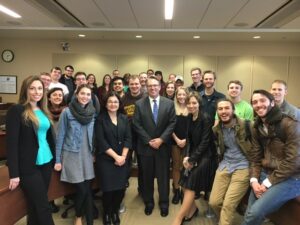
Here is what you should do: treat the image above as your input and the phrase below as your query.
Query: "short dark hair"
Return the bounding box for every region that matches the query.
[103,91,124,114]
[190,67,202,74]
[252,89,275,103]
[112,76,124,84]
[227,80,243,90]
[50,66,61,73]
[64,65,74,71]
[75,84,92,95]
[74,72,86,80]
[216,98,235,111]
[203,70,216,79]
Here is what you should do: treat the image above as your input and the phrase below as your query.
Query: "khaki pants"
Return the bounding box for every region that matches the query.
[209,168,249,225]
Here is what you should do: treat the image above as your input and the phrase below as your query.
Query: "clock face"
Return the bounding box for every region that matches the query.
[2,50,14,62]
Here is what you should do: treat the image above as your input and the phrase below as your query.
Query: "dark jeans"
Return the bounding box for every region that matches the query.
[20,162,54,225]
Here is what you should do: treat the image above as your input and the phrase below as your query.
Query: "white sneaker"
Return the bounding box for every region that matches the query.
[119,203,126,213]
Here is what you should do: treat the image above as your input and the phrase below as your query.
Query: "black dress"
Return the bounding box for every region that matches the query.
[95,112,132,192]
[179,113,217,193]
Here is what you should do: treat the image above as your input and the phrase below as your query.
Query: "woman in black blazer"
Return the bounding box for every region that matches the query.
[95,92,132,225]
[6,75,55,225]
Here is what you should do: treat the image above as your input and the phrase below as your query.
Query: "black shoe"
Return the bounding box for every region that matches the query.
[103,213,111,225]
[184,207,199,222]
[160,208,169,217]
[172,189,181,204]
[144,205,154,216]
[49,201,59,213]
[111,213,120,225]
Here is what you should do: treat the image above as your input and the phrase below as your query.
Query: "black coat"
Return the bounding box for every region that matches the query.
[6,104,55,178]
[95,111,132,191]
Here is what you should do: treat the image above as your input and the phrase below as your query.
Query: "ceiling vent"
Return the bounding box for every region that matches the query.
[25,0,85,27]
[256,0,300,28]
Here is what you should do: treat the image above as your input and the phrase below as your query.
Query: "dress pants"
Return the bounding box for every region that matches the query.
[20,162,54,225]
[139,150,170,209]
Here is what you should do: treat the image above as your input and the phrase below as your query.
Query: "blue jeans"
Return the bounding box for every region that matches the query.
[242,173,300,225]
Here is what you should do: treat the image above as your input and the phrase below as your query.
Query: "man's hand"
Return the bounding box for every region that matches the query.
[251,181,264,198]
[149,138,163,149]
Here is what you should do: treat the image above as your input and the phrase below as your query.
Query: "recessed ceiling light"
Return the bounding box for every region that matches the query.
[136,35,143,38]
[165,0,174,20]
[78,34,86,37]
[253,36,261,39]
[193,36,200,39]
[0,4,21,18]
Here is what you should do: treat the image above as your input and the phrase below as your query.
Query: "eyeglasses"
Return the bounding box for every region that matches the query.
[107,101,119,104]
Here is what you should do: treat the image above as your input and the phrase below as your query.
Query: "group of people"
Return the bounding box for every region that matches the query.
[6,64,300,225]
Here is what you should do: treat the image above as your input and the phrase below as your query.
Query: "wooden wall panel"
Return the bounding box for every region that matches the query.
[252,56,289,91]
[117,55,148,75]
[148,55,184,81]
[287,56,300,107]
[217,56,253,101]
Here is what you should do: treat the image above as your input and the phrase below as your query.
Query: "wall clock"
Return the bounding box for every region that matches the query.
[2,50,14,63]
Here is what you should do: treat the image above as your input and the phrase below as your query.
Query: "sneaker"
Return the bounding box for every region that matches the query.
[119,203,126,213]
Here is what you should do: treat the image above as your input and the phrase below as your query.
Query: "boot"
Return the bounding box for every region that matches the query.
[102,213,111,225]
[172,188,181,204]
[111,212,120,225]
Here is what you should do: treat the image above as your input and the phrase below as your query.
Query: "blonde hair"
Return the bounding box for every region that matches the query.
[174,87,189,116]
[19,75,51,127]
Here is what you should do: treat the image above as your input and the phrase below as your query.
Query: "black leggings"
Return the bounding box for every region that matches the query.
[74,180,93,225]
[102,189,125,215]
[20,162,54,225]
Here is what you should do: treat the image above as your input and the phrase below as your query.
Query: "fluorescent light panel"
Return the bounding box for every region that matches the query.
[165,0,174,20]
[0,4,21,18]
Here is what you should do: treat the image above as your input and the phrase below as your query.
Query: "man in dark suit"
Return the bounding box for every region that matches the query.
[133,76,176,217]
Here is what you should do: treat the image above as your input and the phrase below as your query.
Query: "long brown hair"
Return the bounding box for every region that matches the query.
[19,75,51,127]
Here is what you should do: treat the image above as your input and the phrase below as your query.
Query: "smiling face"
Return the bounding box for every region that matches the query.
[187,96,199,115]
[129,77,141,96]
[139,73,147,86]
[113,79,124,93]
[176,88,187,105]
[76,87,91,106]
[49,90,64,106]
[28,80,44,104]
[203,73,215,89]
[191,69,202,84]
[217,101,234,124]
[251,93,274,118]
[270,82,287,105]
[87,75,95,84]
[106,95,120,113]
[50,69,62,82]
[166,83,175,97]
[147,78,161,99]
[228,83,242,99]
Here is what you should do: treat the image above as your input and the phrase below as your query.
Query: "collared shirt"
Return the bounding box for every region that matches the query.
[149,96,160,113]
[218,125,249,173]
